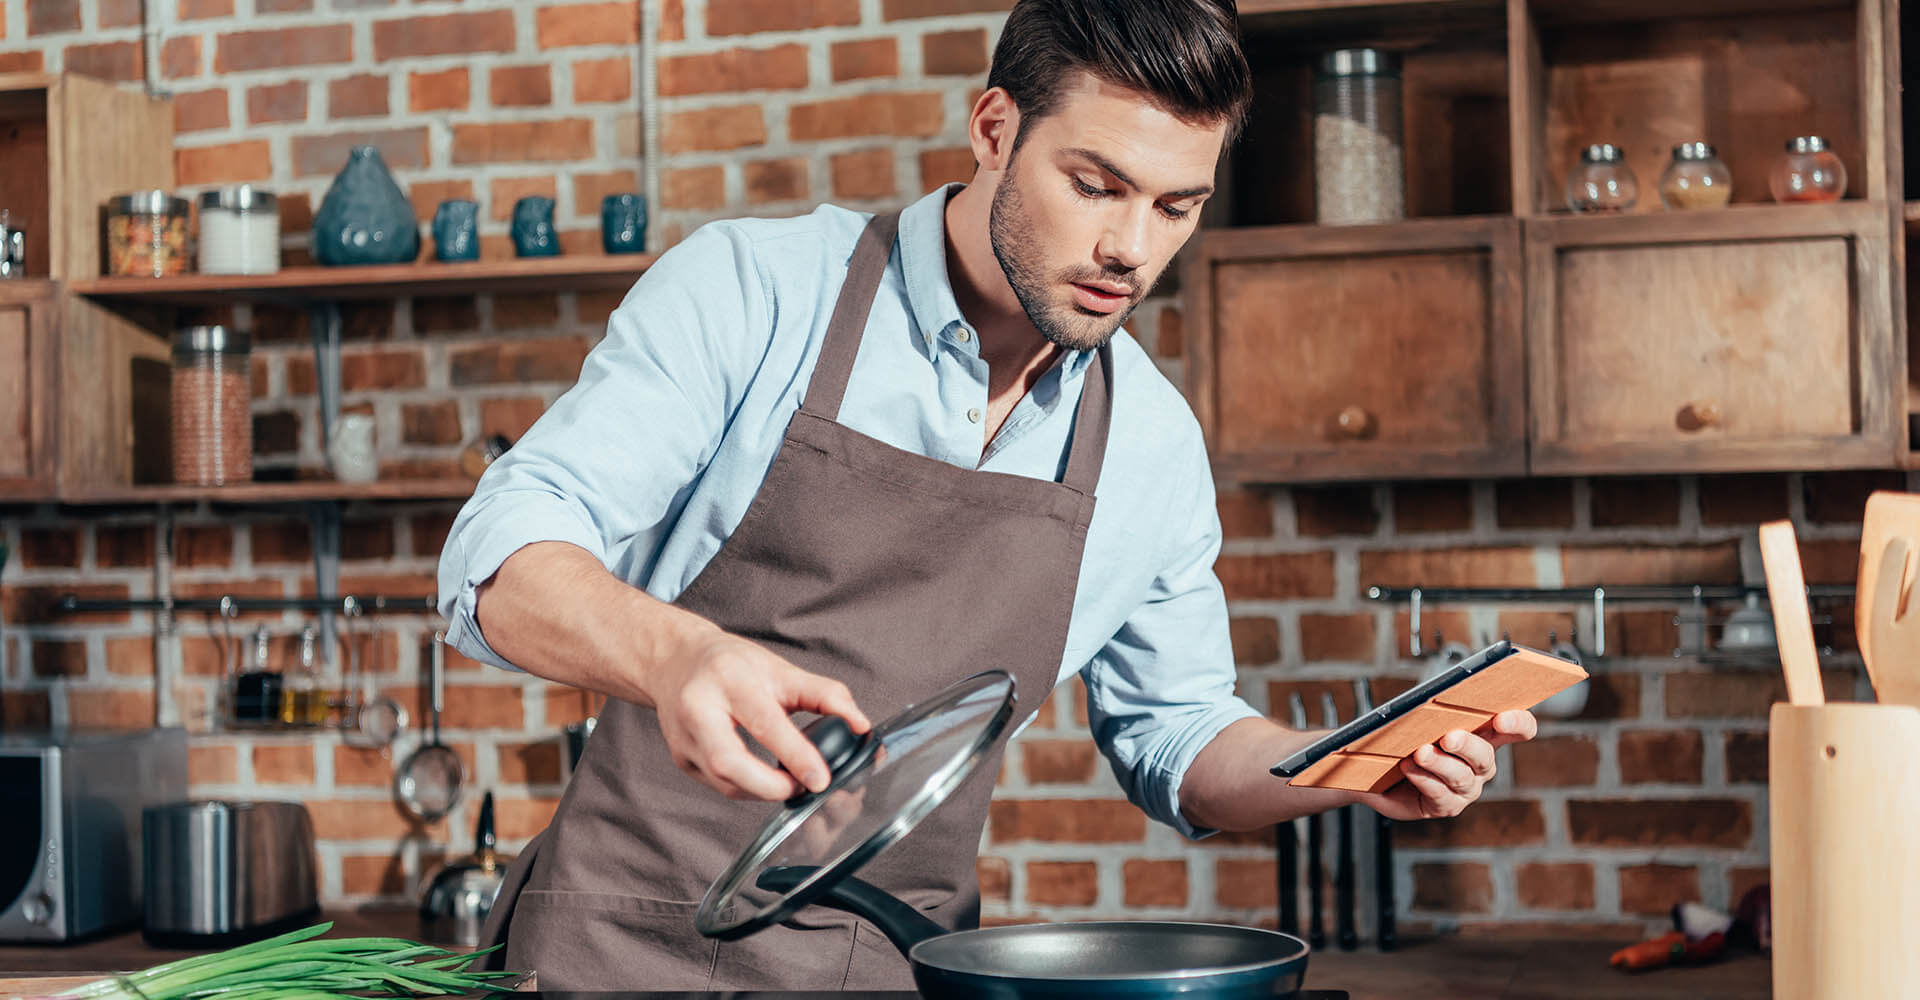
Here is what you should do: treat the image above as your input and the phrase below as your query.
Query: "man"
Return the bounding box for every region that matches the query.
[439,0,1536,989]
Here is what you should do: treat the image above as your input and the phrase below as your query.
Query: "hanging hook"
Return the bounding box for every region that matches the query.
[1409,588,1423,658]
[1592,587,1607,658]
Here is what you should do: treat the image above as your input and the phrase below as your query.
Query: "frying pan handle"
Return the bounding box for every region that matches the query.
[756,866,947,957]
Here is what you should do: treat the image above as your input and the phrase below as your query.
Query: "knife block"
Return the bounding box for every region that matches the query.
[1769,702,1920,999]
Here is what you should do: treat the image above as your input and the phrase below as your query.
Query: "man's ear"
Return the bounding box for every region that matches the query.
[968,87,1021,173]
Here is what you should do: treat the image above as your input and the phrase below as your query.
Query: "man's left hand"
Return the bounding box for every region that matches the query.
[1359,710,1537,821]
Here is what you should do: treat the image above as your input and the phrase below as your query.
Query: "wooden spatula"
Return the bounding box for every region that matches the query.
[1759,520,1824,706]
[1869,535,1920,707]
[1857,490,1920,699]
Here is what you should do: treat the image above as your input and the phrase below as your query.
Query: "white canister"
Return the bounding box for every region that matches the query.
[327,413,378,484]
[197,186,280,275]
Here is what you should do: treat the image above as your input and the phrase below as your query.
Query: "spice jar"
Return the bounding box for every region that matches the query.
[106,191,192,277]
[1771,135,1847,203]
[171,326,252,486]
[1659,142,1733,210]
[1564,143,1638,213]
[1313,48,1404,225]
[198,186,280,275]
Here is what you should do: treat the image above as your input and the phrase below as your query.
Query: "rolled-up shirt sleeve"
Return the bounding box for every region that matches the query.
[437,222,770,670]
[1082,442,1261,839]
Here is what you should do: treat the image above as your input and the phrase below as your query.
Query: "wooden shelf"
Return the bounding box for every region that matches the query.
[1238,0,1503,37]
[1525,200,1884,244]
[1530,0,1851,25]
[69,254,656,306]
[56,477,477,505]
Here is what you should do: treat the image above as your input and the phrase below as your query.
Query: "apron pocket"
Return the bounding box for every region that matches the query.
[507,889,715,991]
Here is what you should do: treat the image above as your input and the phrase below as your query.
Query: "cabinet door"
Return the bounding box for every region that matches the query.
[0,285,55,496]
[1525,204,1898,475]
[1183,217,1525,483]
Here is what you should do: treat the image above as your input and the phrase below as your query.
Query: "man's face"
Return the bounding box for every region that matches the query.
[988,73,1225,352]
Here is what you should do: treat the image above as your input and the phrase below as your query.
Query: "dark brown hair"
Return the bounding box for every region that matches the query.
[987,0,1252,148]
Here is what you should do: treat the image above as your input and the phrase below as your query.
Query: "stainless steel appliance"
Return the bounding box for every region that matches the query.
[142,800,319,946]
[0,728,188,942]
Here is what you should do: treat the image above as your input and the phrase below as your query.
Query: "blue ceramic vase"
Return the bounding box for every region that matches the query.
[312,146,419,266]
[432,199,480,262]
[511,196,560,257]
[601,194,647,254]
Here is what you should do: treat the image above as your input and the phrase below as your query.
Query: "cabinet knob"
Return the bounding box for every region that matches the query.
[1676,401,1723,432]
[1332,405,1377,440]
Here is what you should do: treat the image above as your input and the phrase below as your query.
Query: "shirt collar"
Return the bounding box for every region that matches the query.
[895,183,1095,379]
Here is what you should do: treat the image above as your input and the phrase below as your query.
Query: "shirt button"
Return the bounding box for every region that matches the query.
[966,407,982,424]
[955,326,973,343]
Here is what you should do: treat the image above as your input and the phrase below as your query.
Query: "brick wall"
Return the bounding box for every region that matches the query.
[0,0,1900,935]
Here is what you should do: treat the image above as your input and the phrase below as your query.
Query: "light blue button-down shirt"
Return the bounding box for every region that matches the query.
[438,184,1260,837]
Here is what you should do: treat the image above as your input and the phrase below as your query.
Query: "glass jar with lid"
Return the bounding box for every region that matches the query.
[1565,144,1638,213]
[1313,48,1404,224]
[1771,135,1847,203]
[171,326,252,486]
[106,190,192,277]
[1659,142,1733,210]
[198,185,280,275]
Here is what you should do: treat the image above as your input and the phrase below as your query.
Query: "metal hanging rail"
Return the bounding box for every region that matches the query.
[56,594,439,614]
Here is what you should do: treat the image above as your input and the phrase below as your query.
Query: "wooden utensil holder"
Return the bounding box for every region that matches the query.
[1769,702,1920,998]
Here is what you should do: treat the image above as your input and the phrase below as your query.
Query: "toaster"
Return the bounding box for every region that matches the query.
[142,800,320,946]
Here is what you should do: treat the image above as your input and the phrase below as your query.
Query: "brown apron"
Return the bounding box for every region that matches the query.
[478,211,1113,991]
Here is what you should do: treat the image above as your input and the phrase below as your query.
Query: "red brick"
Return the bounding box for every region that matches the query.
[537,1,638,47]
[341,855,406,897]
[27,0,80,34]
[373,11,513,60]
[412,296,479,333]
[490,65,551,107]
[659,44,807,97]
[707,0,857,35]
[1665,669,1849,719]
[328,74,388,119]
[1021,740,1096,784]
[245,81,306,125]
[1796,537,1859,586]
[1560,541,1742,586]
[342,518,395,561]
[188,744,238,784]
[452,120,595,164]
[740,157,805,205]
[1724,731,1768,784]
[919,146,976,190]
[293,128,428,178]
[1731,866,1770,907]
[398,401,461,446]
[256,0,311,13]
[340,348,425,391]
[830,148,895,201]
[1,692,51,729]
[1294,485,1380,536]
[1123,859,1187,907]
[175,523,234,567]
[495,293,561,328]
[1212,490,1273,540]
[1568,799,1752,848]
[789,93,943,142]
[32,639,88,678]
[104,636,154,676]
[3,583,132,625]
[480,397,547,441]
[1393,800,1546,848]
[96,0,137,22]
[989,799,1144,843]
[1229,616,1279,665]
[499,741,563,785]
[333,746,393,787]
[1267,679,1365,724]
[409,68,469,112]
[64,40,141,80]
[572,56,631,104]
[488,175,558,221]
[1493,609,1578,651]
[1590,477,1683,528]
[564,170,634,219]
[252,745,315,784]
[882,0,1012,17]
[18,526,80,568]
[493,796,562,840]
[179,0,230,18]
[1571,672,1638,720]
[411,511,457,558]
[543,685,601,727]
[215,26,351,72]
[923,28,988,75]
[1517,862,1593,911]
[1412,862,1493,913]
[831,37,898,82]
[1804,470,1906,524]
[309,799,448,841]
[1602,608,1679,657]
[1618,729,1703,784]
[177,140,273,185]
[161,36,200,77]
[661,105,765,154]
[1619,864,1699,915]
[1215,551,1335,600]
[68,689,154,728]
[450,339,589,386]
[171,88,227,133]
[251,519,312,564]
[978,857,1010,903]
[1214,858,1276,909]
[662,165,726,211]
[1392,482,1474,533]
[1026,861,1096,906]
[1699,474,1791,525]
[1299,613,1375,662]
[1495,478,1573,529]
[1509,735,1598,788]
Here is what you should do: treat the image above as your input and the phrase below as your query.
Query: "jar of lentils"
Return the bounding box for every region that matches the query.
[171,326,252,485]
[1313,47,1405,224]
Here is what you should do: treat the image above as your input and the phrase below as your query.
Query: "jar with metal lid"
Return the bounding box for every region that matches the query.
[106,190,192,277]
[1659,142,1732,210]
[1313,48,1404,224]
[1565,143,1638,213]
[198,186,280,275]
[171,326,252,486]
[1771,135,1847,204]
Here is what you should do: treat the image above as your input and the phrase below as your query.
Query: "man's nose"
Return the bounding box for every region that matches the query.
[1098,203,1152,271]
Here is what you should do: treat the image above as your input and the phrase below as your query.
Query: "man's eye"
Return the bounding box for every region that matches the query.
[1072,178,1110,198]
[1160,203,1192,220]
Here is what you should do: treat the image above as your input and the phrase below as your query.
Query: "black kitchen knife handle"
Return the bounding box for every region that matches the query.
[1376,814,1396,952]
[1336,804,1356,951]
[1278,820,1299,937]
[1307,812,1324,949]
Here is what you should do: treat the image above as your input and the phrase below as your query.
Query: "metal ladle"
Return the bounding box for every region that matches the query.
[342,597,410,750]
[395,631,464,823]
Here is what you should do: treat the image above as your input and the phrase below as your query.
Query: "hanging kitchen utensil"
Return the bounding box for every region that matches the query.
[341,597,408,750]
[1759,521,1824,706]
[395,632,464,823]
[1858,490,1920,698]
[419,790,512,947]
[1322,693,1356,952]
[697,670,1313,999]
[1869,536,1920,707]
[1354,680,1394,953]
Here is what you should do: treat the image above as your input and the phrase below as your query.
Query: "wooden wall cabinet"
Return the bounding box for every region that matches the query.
[0,281,58,495]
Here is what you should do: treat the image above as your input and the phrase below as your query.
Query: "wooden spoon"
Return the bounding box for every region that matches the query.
[1869,536,1920,707]
[1759,520,1824,706]
[1857,491,1920,699]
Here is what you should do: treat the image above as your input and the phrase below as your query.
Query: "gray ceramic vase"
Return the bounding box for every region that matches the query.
[312,146,420,266]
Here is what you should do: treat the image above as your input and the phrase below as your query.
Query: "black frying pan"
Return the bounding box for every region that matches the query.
[758,867,1310,998]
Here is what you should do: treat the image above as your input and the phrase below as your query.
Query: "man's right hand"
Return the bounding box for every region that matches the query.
[645,625,872,801]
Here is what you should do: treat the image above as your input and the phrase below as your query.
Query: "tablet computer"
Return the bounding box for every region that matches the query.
[1270,640,1587,794]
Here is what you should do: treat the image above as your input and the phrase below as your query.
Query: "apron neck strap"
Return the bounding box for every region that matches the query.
[802,211,900,421]
[1061,342,1112,495]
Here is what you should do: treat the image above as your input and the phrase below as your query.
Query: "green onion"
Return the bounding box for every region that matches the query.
[43,923,524,1000]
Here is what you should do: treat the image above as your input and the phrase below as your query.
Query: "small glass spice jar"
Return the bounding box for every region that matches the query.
[198,186,280,275]
[1565,144,1638,213]
[1659,142,1733,210]
[1771,135,1847,204]
[1313,48,1405,225]
[106,190,192,277]
[170,326,252,486]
